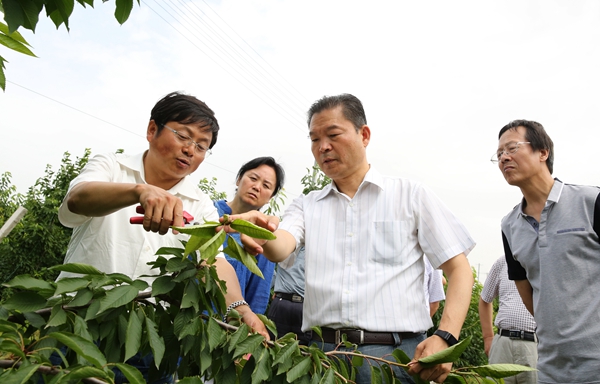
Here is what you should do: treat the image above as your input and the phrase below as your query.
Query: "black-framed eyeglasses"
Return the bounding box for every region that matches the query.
[491,141,530,163]
[163,125,212,157]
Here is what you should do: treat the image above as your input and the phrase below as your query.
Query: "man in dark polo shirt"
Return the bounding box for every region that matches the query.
[494,119,600,383]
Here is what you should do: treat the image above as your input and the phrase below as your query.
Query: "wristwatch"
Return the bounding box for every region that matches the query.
[433,329,458,347]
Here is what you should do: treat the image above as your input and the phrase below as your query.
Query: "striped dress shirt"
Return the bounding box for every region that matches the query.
[280,167,475,332]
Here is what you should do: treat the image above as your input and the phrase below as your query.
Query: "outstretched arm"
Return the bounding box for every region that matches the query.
[64,181,185,233]
[222,210,297,262]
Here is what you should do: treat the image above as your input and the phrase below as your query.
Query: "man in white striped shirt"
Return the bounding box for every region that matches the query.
[229,94,475,383]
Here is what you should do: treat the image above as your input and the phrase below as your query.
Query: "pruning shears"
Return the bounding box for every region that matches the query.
[129,205,194,225]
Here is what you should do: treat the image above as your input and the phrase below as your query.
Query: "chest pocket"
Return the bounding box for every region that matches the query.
[370,221,410,265]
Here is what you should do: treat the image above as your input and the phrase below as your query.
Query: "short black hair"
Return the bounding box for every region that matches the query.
[150,91,220,149]
[236,157,285,197]
[307,93,367,132]
[499,119,554,174]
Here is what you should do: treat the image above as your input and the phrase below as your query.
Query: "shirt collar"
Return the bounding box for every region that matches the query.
[117,151,201,201]
[547,178,564,203]
[518,177,564,217]
[314,166,383,201]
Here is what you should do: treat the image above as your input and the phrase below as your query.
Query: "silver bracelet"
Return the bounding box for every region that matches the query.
[223,300,248,321]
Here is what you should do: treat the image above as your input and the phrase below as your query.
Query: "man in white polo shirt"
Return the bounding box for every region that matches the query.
[58,91,266,383]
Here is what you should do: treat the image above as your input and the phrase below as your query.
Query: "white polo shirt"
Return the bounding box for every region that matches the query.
[58,152,218,283]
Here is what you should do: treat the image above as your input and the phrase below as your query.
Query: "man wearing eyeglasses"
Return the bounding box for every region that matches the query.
[57,91,267,383]
[495,119,600,383]
[226,93,476,384]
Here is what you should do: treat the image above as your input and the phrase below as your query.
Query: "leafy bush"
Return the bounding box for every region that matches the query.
[0,220,532,383]
[0,150,91,301]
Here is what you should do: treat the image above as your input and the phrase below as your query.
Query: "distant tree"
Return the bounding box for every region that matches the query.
[0,149,90,301]
[300,162,331,194]
[198,177,227,202]
[0,0,139,90]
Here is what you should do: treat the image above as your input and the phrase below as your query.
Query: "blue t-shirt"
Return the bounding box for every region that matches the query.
[214,199,275,314]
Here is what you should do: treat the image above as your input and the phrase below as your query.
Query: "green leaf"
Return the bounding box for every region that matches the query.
[49,331,107,368]
[23,311,46,328]
[173,308,194,335]
[0,57,5,91]
[273,340,299,364]
[223,236,264,279]
[45,0,75,30]
[392,348,412,364]
[50,263,104,275]
[320,367,335,384]
[115,363,146,384]
[2,0,43,33]
[165,257,191,272]
[172,222,219,237]
[155,247,185,257]
[0,339,26,359]
[115,0,134,24]
[286,356,312,382]
[172,266,199,283]
[233,334,265,359]
[418,336,472,367]
[66,288,94,307]
[179,316,202,339]
[230,219,277,240]
[124,308,143,361]
[97,285,140,314]
[63,366,112,382]
[3,275,52,291]
[131,279,149,291]
[2,363,41,382]
[252,346,271,384]
[106,272,134,285]
[197,229,226,263]
[152,275,176,296]
[2,291,47,312]
[381,364,394,384]
[0,22,30,45]
[181,280,200,310]
[145,316,165,368]
[73,315,93,341]
[228,323,250,353]
[470,364,537,378]
[46,305,68,327]
[351,354,364,368]
[207,317,224,351]
[54,276,90,295]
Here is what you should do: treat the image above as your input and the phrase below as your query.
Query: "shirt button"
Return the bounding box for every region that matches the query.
[348,233,354,237]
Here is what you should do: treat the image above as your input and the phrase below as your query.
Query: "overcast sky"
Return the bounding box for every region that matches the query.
[1,0,599,278]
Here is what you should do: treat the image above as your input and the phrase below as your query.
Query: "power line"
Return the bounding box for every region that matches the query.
[144,0,308,134]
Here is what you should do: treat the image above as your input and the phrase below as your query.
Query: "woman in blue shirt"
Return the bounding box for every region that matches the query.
[214,157,285,314]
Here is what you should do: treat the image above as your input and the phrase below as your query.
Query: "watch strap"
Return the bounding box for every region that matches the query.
[433,329,458,347]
